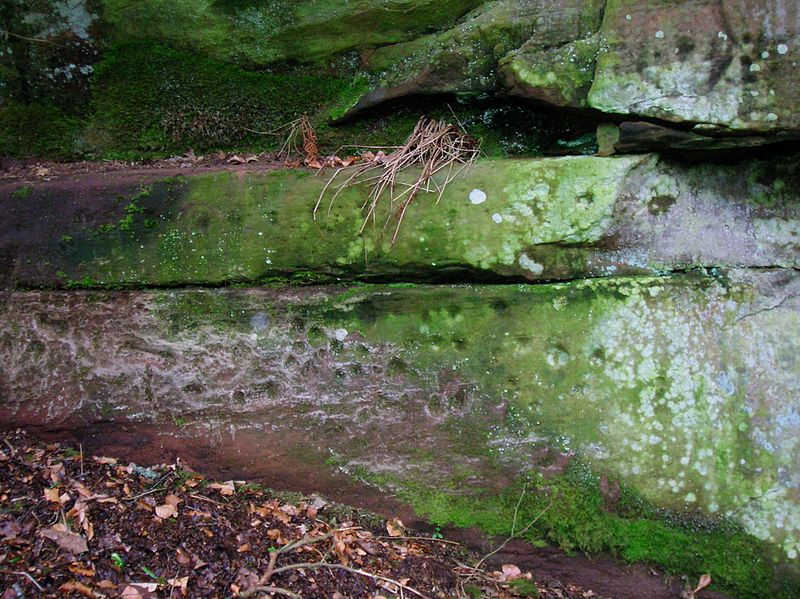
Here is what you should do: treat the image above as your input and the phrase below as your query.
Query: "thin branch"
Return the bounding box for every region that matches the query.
[0,29,56,44]
[0,570,44,591]
[269,563,430,599]
[376,535,463,546]
[461,486,552,590]
[244,586,300,599]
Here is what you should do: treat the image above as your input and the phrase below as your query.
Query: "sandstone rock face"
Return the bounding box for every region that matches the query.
[1,271,799,563]
[5,0,799,158]
[500,0,800,135]
[99,0,484,65]
[3,156,798,287]
[355,0,605,112]
[588,0,800,132]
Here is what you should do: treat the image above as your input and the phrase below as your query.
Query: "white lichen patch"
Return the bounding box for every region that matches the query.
[469,189,487,205]
[518,253,544,275]
[560,278,800,559]
[461,156,643,271]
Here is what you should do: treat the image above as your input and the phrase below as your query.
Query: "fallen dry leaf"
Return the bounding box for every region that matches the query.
[168,576,189,596]
[40,527,89,554]
[208,482,235,495]
[121,583,158,598]
[155,503,179,519]
[501,564,523,581]
[43,487,62,503]
[386,518,404,537]
[694,573,712,593]
[69,562,96,577]
[227,155,245,164]
[59,581,96,597]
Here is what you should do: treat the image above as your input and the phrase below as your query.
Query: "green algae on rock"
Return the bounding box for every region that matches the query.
[500,34,600,108]
[3,154,800,288]
[1,272,799,596]
[99,0,485,65]
[350,0,605,115]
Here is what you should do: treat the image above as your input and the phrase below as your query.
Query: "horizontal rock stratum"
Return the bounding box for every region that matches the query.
[2,155,799,287]
[1,270,799,594]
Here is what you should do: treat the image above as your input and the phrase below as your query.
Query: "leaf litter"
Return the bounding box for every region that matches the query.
[1,431,614,598]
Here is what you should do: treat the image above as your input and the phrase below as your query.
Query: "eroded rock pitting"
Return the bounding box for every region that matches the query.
[2,271,799,568]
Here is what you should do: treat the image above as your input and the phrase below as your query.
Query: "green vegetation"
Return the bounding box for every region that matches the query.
[508,578,541,598]
[11,185,34,199]
[1,43,597,160]
[397,466,788,599]
[87,42,368,157]
[0,103,81,159]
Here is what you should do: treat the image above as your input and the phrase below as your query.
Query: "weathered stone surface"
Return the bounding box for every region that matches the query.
[1,271,799,563]
[349,0,605,114]
[500,34,600,108]
[603,121,790,154]
[588,0,800,132]
[2,156,799,287]
[99,0,484,65]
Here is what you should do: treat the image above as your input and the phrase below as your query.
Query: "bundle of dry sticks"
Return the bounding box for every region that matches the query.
[315,117,481,243]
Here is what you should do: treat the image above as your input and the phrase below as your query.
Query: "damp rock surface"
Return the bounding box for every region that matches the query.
[1,271,799,573]
[2,154,799,288]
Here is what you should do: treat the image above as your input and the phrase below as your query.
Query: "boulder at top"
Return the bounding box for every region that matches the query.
[352,0,605,114]
[587,0,800,132]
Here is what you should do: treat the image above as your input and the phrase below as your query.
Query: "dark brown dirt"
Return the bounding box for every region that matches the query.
[0,430,619,599]
[0,154,283,185]
[3,424,731,599]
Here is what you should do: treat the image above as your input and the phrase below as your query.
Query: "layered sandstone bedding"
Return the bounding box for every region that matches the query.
[2,2,800,598]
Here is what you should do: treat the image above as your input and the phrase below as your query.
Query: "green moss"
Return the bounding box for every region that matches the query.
[11,185,34,199]
[501,35,600,108]
[33,157,642,287]
[507,578,541,597]
[87,41,365,156]
[0,103,81,158]
[399,468,784,598]
[100,0,484,66]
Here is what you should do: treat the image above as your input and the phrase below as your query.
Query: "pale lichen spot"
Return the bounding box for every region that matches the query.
[655,30,664,39]
[767,113,778,121]
[532,182,550,197]
[750,63,761,72]
[491,213,503,224]
[469,189,487,205]
[333,328,348,341]
[717,31,728,40]
[518,253,544,275]
[777,44,788,55]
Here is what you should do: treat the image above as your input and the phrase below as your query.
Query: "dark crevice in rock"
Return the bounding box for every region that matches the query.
[9,265,799,294]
